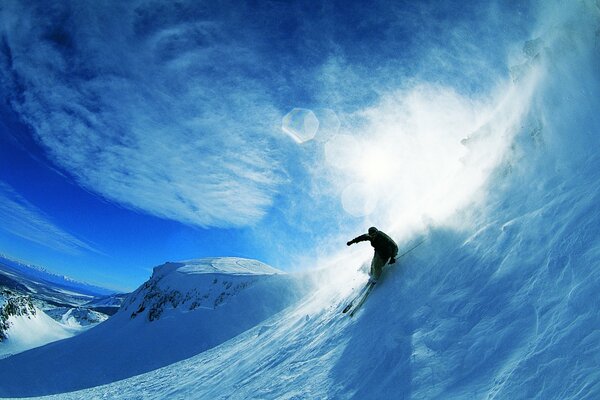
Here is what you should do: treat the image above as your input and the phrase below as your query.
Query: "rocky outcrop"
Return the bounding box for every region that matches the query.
[125,266,257,322]
[0,289,36,341]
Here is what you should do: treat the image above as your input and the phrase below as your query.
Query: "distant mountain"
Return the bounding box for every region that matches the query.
[84,293,130,316]
[0,255,126,358]
[0,254,115,299]
[0,257,312,397]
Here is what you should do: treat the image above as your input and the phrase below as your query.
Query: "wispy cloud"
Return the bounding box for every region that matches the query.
[0,1,287,228]
[0,0,540,240]
[0,182,101,255]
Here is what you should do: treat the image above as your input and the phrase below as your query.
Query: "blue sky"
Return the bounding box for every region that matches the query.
[0,1,534,291]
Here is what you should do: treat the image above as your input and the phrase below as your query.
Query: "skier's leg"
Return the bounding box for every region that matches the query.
[369,252,389,283]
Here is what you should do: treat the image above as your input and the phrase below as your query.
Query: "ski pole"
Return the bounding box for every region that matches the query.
[396,238,426,260]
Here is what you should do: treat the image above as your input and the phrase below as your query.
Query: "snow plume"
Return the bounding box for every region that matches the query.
[521,0,600,172]
[0,1,282,228]
[299,0,600,341]
[321,77,539,237]
[305,69,542,266]
[309,0,600,306]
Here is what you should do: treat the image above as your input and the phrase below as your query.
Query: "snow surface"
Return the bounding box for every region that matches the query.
[163,257,283,276]
[0,306,82,359]
[0,257,311,397]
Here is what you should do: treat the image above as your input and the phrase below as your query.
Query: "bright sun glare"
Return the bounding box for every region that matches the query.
[356,146,397,185]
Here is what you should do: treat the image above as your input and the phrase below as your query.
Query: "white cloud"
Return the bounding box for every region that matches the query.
[0,1,283,228]
[0,182,101,255]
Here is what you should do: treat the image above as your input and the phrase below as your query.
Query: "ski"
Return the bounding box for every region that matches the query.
[348,282,376,317]
[344,282,375,317]
[342,283,372,314]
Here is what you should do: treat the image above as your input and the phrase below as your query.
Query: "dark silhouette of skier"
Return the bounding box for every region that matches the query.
[347,226,398,284]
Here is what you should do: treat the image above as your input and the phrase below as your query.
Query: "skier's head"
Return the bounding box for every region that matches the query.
[368,226,378,236]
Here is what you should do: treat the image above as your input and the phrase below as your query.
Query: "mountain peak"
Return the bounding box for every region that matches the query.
[125,257,288,322]
[153,257,283,279]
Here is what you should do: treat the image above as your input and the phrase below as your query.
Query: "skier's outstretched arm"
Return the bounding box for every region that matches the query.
[347,234,370,246]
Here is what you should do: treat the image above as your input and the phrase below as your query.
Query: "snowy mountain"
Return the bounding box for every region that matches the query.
[83,293,129,316]
[0,289,36,342]
[0,289,86,359]
[0,257,123,358]
[123,257,286,321]
[0,257,312,397]
[44,306,109,327]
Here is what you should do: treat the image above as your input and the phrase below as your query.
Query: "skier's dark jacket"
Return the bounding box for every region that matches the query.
[349,230,398,260]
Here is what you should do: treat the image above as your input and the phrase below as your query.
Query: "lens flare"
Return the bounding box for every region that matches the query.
[282,108,319,143]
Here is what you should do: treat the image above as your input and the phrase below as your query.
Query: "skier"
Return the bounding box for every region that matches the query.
[347,226,398,284]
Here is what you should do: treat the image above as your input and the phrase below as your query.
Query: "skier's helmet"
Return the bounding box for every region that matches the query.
[368,227,378,235]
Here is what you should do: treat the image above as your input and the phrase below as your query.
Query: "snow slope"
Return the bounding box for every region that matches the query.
[0,305,83,359]
[0,259,120,358]
[0,257,311,397]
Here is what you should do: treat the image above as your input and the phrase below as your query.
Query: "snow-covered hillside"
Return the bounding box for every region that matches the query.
[0,257,312,397]
[0,290,35,343]
[0,289,104,359]
[0,291,85,359]
[0,257,122,358]
[123,257,286,321]
[44,307,109,328]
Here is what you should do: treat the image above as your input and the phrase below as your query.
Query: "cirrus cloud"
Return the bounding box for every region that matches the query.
[0,1,284,228]
[0,182,101,255]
